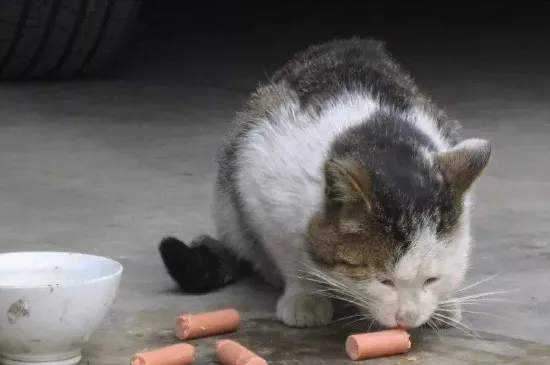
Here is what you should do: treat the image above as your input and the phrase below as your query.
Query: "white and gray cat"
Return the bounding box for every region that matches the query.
[159,38,491,329]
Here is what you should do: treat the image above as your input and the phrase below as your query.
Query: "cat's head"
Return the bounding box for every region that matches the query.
[306,138,491,328]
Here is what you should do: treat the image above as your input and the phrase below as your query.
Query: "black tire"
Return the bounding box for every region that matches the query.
[0,0,142,80]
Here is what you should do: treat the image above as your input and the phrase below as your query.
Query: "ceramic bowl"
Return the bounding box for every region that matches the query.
[0,251,123,365]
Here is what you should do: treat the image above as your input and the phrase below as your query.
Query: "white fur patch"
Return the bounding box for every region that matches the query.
[371,222,473,327]
[237,92,380,239]
[395,223,471,290]
[406,107,450,151]
[394,225,441,283]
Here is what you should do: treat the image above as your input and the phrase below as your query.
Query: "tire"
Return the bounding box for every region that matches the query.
[0,0,142,80]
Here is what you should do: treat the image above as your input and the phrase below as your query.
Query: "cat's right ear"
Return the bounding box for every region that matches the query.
[436,138,491,194]
[324,158,374,229]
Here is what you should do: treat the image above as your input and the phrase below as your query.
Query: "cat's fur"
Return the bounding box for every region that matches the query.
[159,38,491,329]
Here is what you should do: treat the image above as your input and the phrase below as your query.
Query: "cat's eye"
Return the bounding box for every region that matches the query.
[380,279,395,287]
[424,277,439,285]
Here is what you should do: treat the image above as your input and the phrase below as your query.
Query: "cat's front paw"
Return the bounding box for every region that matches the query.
[276,291,334,328]
[430,300,462,329]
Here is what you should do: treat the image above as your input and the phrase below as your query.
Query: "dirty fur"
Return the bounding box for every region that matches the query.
[159,37,491,329]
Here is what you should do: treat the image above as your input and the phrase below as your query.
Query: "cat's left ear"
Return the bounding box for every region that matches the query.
[324,158,374,214]
[435,138,491,193]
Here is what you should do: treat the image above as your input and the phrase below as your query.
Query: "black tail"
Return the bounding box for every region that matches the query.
[158,235,253,294]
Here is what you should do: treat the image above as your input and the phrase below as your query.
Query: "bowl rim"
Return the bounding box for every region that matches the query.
[0,250,124,289]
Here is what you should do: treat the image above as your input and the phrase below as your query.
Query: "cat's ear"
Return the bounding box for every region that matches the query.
[324,158,373,216]
[436,138,491,193]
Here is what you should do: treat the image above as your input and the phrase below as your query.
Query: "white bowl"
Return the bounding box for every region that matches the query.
[0,251,123,365]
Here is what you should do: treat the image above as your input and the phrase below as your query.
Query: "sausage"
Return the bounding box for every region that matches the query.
[345,329,411,360]
[215,339,268,365]
[130,343,195,365]
[175,308,241,340]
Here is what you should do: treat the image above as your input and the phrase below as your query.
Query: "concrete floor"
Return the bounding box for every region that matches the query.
[1,26,550,364]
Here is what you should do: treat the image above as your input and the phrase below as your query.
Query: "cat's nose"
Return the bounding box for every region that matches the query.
[396,319,409,329]
[395,313,413,329]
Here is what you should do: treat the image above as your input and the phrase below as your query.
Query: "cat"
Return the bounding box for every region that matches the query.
[159,37,491,329]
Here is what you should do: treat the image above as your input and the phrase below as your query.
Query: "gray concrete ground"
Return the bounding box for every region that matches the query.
[1,31,550,364]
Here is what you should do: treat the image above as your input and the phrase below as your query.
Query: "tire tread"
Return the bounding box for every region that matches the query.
[0,0,141,79]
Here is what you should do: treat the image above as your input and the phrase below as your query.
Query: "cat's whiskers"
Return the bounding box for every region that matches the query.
[431,312,482,340]
[316,292,372,311]
[288,272,373,311]
[439,290,513,310]
[425,319,445,344]
[366,317,376,333]
[453,309,509,320]
[457,272,502,293]
[288,273,330,287]
[304,281,374,311]
[441,298,515,307]
[450,290,512,302]
[296,262,380,312]
[341,315,371,328]
[330,313,365,324]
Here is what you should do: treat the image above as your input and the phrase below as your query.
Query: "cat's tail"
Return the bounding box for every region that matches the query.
[158,235,253,294]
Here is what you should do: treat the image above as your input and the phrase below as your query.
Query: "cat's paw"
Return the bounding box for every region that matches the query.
[430,300,462,329]
[276,291,334,328]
